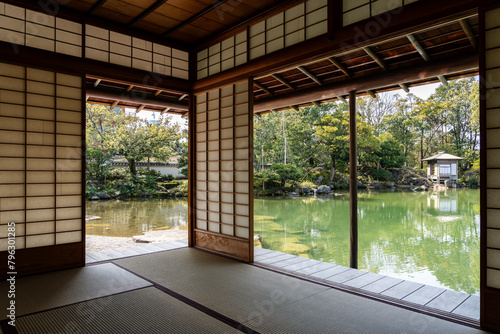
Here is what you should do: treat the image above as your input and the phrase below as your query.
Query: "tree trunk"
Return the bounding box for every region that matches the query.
[329,156,336,183]
[127,158,136,176]
[147,157,150,170]
[420,128,424,169]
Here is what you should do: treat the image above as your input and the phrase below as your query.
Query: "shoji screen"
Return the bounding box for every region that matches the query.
[193,80,253,262]
[483,5,500,331]
[0,61,84,277]
[342,0,419,26]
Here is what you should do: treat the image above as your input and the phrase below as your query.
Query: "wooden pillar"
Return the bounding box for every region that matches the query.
[349,90,358,269]
[480,3,500,332]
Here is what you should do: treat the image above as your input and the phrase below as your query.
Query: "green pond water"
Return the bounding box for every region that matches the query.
[86,189,480,295]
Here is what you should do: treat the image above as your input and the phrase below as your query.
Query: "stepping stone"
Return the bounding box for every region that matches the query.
[451,295,480,320]
[381,280,424,300]
[402,285,446,305]
[361,276,403,294]
[425,289,470,313]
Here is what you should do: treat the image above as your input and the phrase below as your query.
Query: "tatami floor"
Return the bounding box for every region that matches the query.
[0,245,491,334]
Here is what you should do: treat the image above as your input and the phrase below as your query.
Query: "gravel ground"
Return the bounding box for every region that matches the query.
[86,229,189,253]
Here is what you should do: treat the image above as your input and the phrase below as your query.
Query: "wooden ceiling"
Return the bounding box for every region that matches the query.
[64,0,281,46]
[253,15,479,113]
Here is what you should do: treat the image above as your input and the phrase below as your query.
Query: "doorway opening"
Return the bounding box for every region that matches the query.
[84,77,189,258]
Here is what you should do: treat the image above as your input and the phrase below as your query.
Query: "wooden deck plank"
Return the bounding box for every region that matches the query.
[86,251,113,262]
[325,269,368,284]
[100,249,128,259]
[271,256,311,268]
[425,289,470,313]
[282,259,324,271]
[85,254,98,264]
[342,272,385,289]
[311,265,350,280]
[113,247,143,256]
[361,276,403,293]
[402,285,446,305]
[294,262,337,275]
[451,295,480,320]
[257,253,297,265]
[137,244,165,252]
[254,247,274,255]
[381,281,424,299]
[255,251,287,261]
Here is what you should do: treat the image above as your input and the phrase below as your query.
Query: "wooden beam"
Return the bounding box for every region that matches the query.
[179,93,188,101]
[254,81,273,96]
[312,101,322,107]
[399,83,410,93]
[182,111,189,118]
[163,107,171,114]
[363,47,387,70]
[367,90,377,98]
[88,0,108,15]
[128,0,168,27]
[271,109,278,113]
[459,19,477,50]
[271,74,295,91]
[328,57,352,77]
[93,79,101,87]
[349,90,358,269]
[154,90,162,96]
[297,66,322,85]
[86,87,189,111]
[290,105,299,111]
[126,85,134,92]
[110,101,119,110]
[253,53,477,112]
[437,75,449,86]
[407,34,430,61]
[136,104,146,113]
[338,96,347,103]
[163,0,229,37]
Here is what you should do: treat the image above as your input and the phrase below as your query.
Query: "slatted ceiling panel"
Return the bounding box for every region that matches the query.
[485,6,500,291]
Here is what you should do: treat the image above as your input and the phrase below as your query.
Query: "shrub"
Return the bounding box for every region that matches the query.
[372,169,394,182]
[270,163,304,186]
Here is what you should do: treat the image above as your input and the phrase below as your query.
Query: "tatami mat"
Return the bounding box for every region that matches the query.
[115,248,330,322]
[0,263,151,320]
[16,287,243,334]
[115,248,489,334]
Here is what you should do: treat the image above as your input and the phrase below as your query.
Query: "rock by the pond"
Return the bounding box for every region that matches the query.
[301,187,310,194]
[96,193,111,199]
[85,215,101,221]
[90,195,100,200]
[316,185,332,194]
[132,229,188,243]
[287,192,299,197]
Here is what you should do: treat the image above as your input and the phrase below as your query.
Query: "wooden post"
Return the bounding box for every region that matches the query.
[349,90,358,269]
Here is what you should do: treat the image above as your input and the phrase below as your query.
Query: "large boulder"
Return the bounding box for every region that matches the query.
[316,185,332,194]
[96,193,111,200]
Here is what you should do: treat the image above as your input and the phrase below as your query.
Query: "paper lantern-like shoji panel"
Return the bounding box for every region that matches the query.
[197,0,328,80]
[342,0,420,26]
[85,25,189,80]
[0,62,83,252]
[248,0,327,60]
[485,6,500,290]
[194,80,253,262]
[197,31,247,80]
[0,1,82,57]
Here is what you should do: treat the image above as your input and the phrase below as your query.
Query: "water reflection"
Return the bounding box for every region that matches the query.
[86,199,188,237]
[255,189,480,295]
